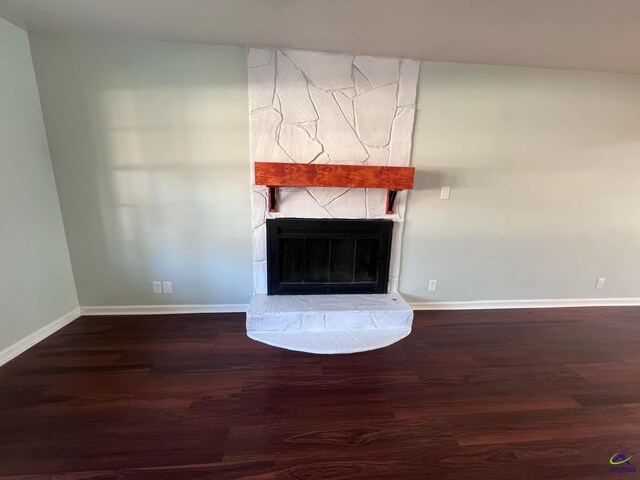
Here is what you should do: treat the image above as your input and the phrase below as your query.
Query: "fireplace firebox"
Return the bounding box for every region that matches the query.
[266,218,393,295]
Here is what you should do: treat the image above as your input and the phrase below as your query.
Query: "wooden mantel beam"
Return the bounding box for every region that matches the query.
[254,162,415,214]
[255,162,415,190]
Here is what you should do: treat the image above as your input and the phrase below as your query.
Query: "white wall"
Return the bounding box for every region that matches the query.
[0,19,78,355]
[29,34,253,307]
[402,61,640,303]
[24,32,640,308]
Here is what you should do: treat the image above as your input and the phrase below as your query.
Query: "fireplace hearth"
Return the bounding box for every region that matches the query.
[267,218,393,295]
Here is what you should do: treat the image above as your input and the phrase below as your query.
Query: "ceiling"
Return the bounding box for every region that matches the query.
[1,0,640,74]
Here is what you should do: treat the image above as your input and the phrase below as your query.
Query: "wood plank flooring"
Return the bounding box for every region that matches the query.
[0,307,639,479]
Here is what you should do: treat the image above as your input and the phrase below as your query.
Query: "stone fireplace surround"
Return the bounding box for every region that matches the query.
[246,46,418,353]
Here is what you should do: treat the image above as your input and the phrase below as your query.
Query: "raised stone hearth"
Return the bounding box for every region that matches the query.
[247,294,413,354]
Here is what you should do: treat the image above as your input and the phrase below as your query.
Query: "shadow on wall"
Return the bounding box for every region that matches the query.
[80,82,252,304]
[412,170,444,191]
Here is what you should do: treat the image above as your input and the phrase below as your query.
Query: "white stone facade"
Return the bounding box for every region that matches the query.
[248,47,420,294]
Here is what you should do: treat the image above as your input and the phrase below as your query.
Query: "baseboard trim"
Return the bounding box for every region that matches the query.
[80,298,640,316]
[80,304,249,315]
[410,297,640,310]
[0,307,82,367]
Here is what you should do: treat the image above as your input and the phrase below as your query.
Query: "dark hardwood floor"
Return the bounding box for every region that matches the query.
[1,307,639,479]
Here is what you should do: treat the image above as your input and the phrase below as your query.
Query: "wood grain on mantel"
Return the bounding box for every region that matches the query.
[254,162,415,190]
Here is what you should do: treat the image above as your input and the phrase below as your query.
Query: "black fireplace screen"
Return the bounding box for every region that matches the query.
[266,218,393,295]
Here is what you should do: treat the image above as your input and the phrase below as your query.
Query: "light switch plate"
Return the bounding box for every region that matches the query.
[440,186,451,200]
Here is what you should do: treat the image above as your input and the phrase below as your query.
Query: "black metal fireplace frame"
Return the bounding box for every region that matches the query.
[266,218,393,295]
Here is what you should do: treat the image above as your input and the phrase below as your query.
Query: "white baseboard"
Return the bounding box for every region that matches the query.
[410,297,640,310]
[80,304,249,315]
[0,307,82,367]
[80,298,640,316]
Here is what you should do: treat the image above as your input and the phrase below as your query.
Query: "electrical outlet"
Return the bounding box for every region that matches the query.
[440,186,451,200]
[162,281,173,294]
[595,277,606,289]
[428,279,438,292]
[152,282,162,294]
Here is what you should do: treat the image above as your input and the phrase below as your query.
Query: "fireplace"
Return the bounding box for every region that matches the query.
[266,218,393,295]
[246,47,417,353]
